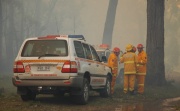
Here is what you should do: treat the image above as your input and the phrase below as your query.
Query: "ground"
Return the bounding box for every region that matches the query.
[0,73,180,111]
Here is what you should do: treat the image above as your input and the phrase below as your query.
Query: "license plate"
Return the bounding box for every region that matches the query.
[37,66,50,71]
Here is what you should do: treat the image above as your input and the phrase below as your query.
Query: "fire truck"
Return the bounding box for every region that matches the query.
[95,44,111,63]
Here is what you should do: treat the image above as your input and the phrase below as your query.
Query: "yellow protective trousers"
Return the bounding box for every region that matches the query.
[111,74,117,94]
[123,74,136,93]
[136,75,145,94]
[111,68,118,94]
[108,52,118,94]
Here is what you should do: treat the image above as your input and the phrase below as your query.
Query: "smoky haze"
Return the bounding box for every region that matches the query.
[0,0,180,84]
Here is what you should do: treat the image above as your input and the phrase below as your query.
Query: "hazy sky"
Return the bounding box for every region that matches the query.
[50,0,180,72]
[41,0,147,52]
[12,0,179,72]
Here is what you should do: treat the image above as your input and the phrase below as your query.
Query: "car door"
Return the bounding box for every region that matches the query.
[74,41,89,74]
[90,46,104,75]
[89,45,106,86]
[82,43,95,74]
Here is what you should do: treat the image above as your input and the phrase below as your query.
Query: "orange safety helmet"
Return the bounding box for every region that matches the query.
[113,47,120,53]
[137,44,144,49]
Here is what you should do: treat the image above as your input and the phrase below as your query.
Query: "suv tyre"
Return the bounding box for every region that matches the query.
[21,91,36,101]
[76,78,89,105]
[100,76,111,97]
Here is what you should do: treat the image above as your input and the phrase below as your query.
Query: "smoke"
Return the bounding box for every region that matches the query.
[46,0,147,51]
[112,0,147,51]
[1,0,180,78]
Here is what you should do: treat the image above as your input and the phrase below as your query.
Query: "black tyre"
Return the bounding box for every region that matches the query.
[21,91,36,101]
[100,76,111,97]
[76,78,89,105]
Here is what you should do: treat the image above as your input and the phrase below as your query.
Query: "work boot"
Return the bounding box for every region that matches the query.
[123,90,128,94]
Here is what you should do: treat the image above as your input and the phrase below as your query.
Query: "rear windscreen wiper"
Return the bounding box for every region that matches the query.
[38,54,59,59]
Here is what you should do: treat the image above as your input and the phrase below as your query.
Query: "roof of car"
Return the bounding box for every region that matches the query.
[25,35,86,41]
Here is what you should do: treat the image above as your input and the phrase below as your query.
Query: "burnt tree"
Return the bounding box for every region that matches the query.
[146,0,166,86]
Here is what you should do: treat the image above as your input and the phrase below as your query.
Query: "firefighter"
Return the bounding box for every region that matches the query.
[136,44,147,94]
[132,46,136,53]
[108,47,120,94]
[120,44,137,95]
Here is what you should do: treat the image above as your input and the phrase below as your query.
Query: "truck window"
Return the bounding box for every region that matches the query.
[74,41,85,58]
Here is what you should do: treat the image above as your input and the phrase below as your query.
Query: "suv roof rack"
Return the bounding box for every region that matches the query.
[68,35,86,41]
[38,35,86,41]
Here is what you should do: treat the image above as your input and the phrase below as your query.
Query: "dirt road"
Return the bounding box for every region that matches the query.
[1,91,180,111]
[0,75,180,111]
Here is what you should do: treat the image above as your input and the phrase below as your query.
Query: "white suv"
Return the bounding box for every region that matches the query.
[12,35,112,104]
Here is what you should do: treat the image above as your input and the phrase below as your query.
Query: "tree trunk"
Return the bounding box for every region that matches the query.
[146,0,166,86]
[5,0,17,72]
[102,0,118,48]
[0,0,2,72]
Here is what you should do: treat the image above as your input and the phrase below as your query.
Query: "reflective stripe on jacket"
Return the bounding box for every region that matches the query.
[120,52,137,75]
[137,50,147,75]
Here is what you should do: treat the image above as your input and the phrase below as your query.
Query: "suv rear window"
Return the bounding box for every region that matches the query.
[21,40,68,57]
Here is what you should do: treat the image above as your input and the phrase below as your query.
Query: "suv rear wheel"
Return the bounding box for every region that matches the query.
[100,76,111,97]
[75,78,89,105]
[21,91,36,101]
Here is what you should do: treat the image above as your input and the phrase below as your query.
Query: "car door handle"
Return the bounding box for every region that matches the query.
[88,63,91,65]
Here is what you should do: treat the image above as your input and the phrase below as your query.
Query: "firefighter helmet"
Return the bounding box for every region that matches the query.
[137,44,144,49]
[113,47,120,53]
[126,44,133,51]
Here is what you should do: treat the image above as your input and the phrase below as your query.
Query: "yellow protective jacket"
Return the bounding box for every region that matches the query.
[120,52,137,74]
[137,50,147,75]
[108,53,118,74]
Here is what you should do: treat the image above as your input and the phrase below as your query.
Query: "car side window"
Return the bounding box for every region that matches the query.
[82,43,93,60]
[90,46,100,61]
[74,41,85,58]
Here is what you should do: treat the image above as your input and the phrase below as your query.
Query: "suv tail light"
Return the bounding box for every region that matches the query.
[13,61,25,73]
[61,61,77,73]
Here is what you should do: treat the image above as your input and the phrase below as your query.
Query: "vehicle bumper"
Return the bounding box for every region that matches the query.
[12,76,83,88]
